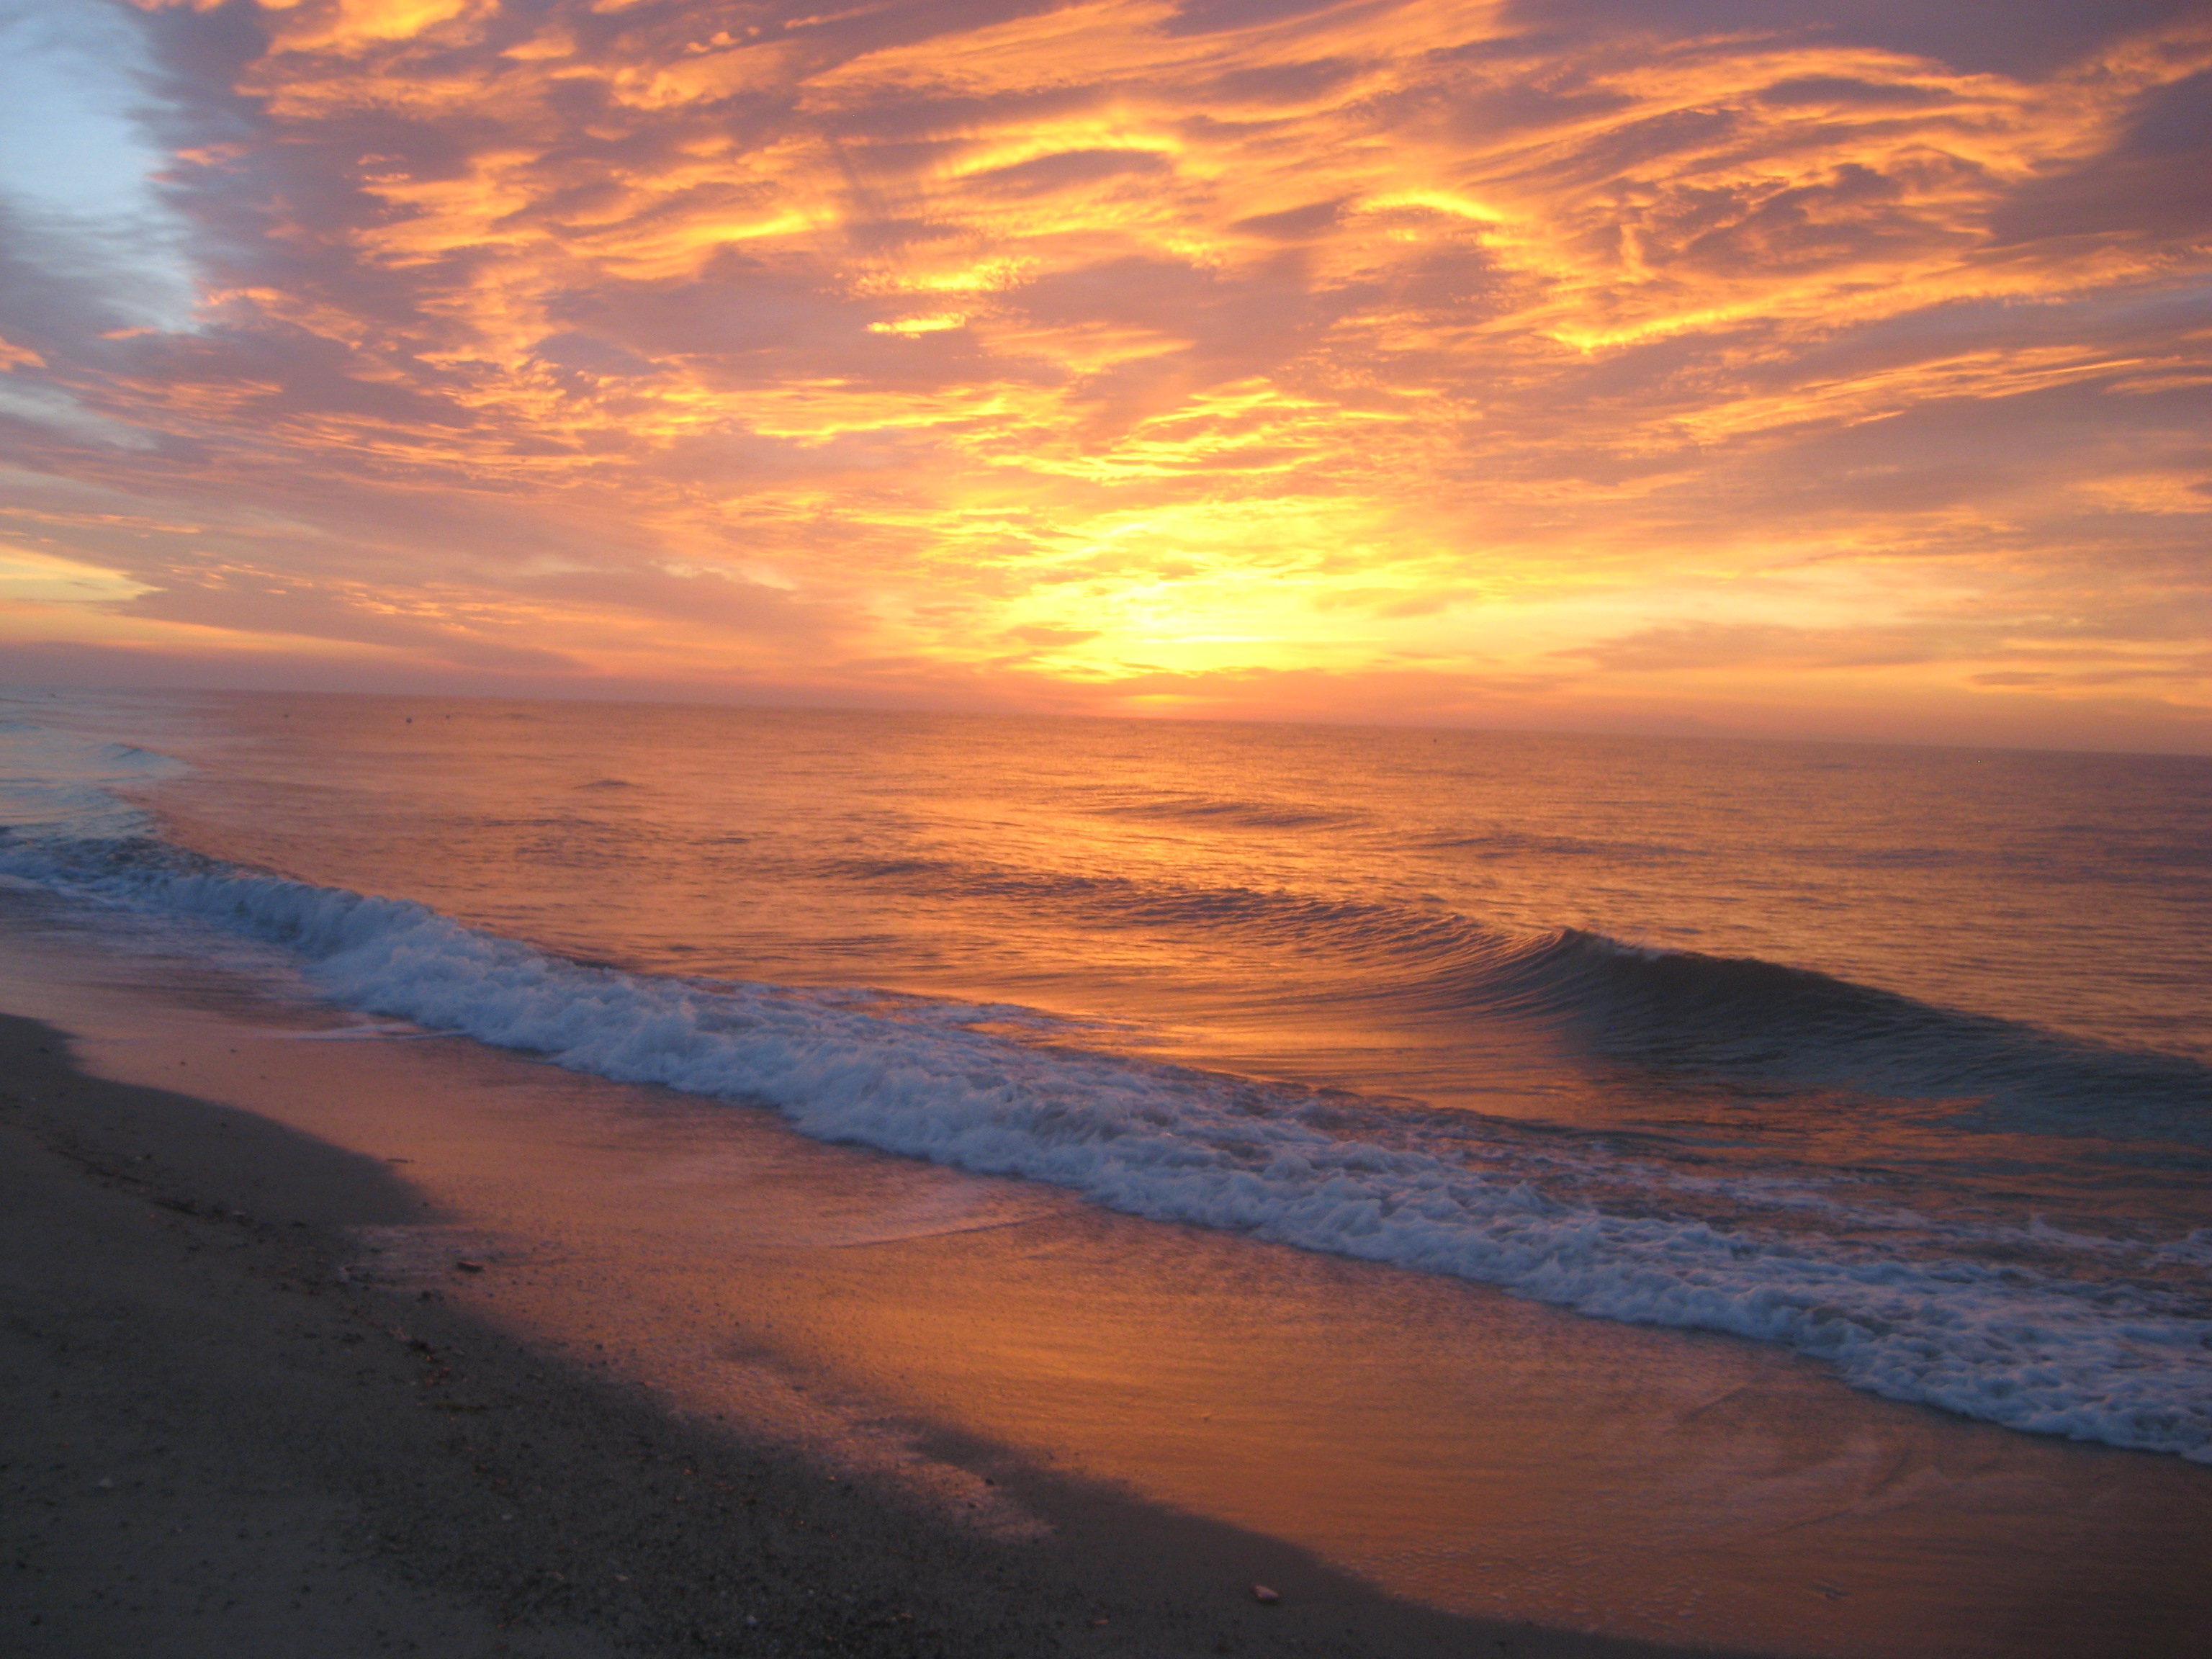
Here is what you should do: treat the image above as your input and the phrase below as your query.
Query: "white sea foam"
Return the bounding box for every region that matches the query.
[4,721,2210,1464]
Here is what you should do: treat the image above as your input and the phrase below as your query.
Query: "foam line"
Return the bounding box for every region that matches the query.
[4,721,2209,1464]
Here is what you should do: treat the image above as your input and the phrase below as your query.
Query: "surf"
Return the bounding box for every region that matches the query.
[3,808,2208,1462]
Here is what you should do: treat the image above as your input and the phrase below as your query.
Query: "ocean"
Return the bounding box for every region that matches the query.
[4,685,2210,1469]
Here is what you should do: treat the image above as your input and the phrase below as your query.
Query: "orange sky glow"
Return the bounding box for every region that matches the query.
[2,0,2210,747]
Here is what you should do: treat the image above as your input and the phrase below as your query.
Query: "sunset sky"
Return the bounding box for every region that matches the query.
[1,0,2208,747]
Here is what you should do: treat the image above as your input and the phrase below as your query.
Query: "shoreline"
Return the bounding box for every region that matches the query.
[0,1007,1714,1659]
[5,866,2210,1659]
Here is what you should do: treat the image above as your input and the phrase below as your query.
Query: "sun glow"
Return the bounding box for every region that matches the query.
[3,0,2208,745]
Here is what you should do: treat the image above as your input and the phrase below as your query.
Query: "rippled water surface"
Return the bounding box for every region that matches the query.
[4,688,2209,1462]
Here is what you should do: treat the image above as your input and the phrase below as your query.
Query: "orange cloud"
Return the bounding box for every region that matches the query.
[4,0,2211,747]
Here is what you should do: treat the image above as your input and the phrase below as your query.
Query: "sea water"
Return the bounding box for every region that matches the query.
[4,687,2208,1462]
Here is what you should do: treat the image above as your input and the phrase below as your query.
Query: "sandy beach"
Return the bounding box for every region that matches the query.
[6,0,2211,1643]
[1,1004,1712,1659]
[6,874,2211,1659]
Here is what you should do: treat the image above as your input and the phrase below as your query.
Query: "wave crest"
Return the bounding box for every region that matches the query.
[2,824,2208,1464]
[829,852,2212,1136]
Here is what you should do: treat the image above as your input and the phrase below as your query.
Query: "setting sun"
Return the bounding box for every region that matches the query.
[4,7,2211,1651]
[1,0,2208,750]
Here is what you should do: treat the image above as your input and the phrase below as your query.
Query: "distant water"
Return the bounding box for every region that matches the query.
[4,688,2210,1460]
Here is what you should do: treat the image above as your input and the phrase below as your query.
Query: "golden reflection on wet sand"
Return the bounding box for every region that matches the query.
[8,908,2205,1659]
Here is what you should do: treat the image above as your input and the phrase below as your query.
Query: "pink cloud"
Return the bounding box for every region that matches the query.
[0,0,2206,748]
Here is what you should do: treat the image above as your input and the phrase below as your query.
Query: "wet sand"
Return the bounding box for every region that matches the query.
[0,1007,1695,1659]
[4,891,2210,1658]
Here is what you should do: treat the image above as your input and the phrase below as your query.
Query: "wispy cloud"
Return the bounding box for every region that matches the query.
[0,0,2206,746]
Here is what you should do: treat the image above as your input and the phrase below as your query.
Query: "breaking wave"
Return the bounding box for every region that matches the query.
[827,853,2212,1138]
[0,825,2206,1463]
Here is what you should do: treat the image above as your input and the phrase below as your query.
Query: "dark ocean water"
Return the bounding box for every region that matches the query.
[4,688,2209,1460]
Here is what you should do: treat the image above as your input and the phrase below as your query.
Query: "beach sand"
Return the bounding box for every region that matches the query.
[6,888,2210,1659]
[0,1007,1706,1659]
